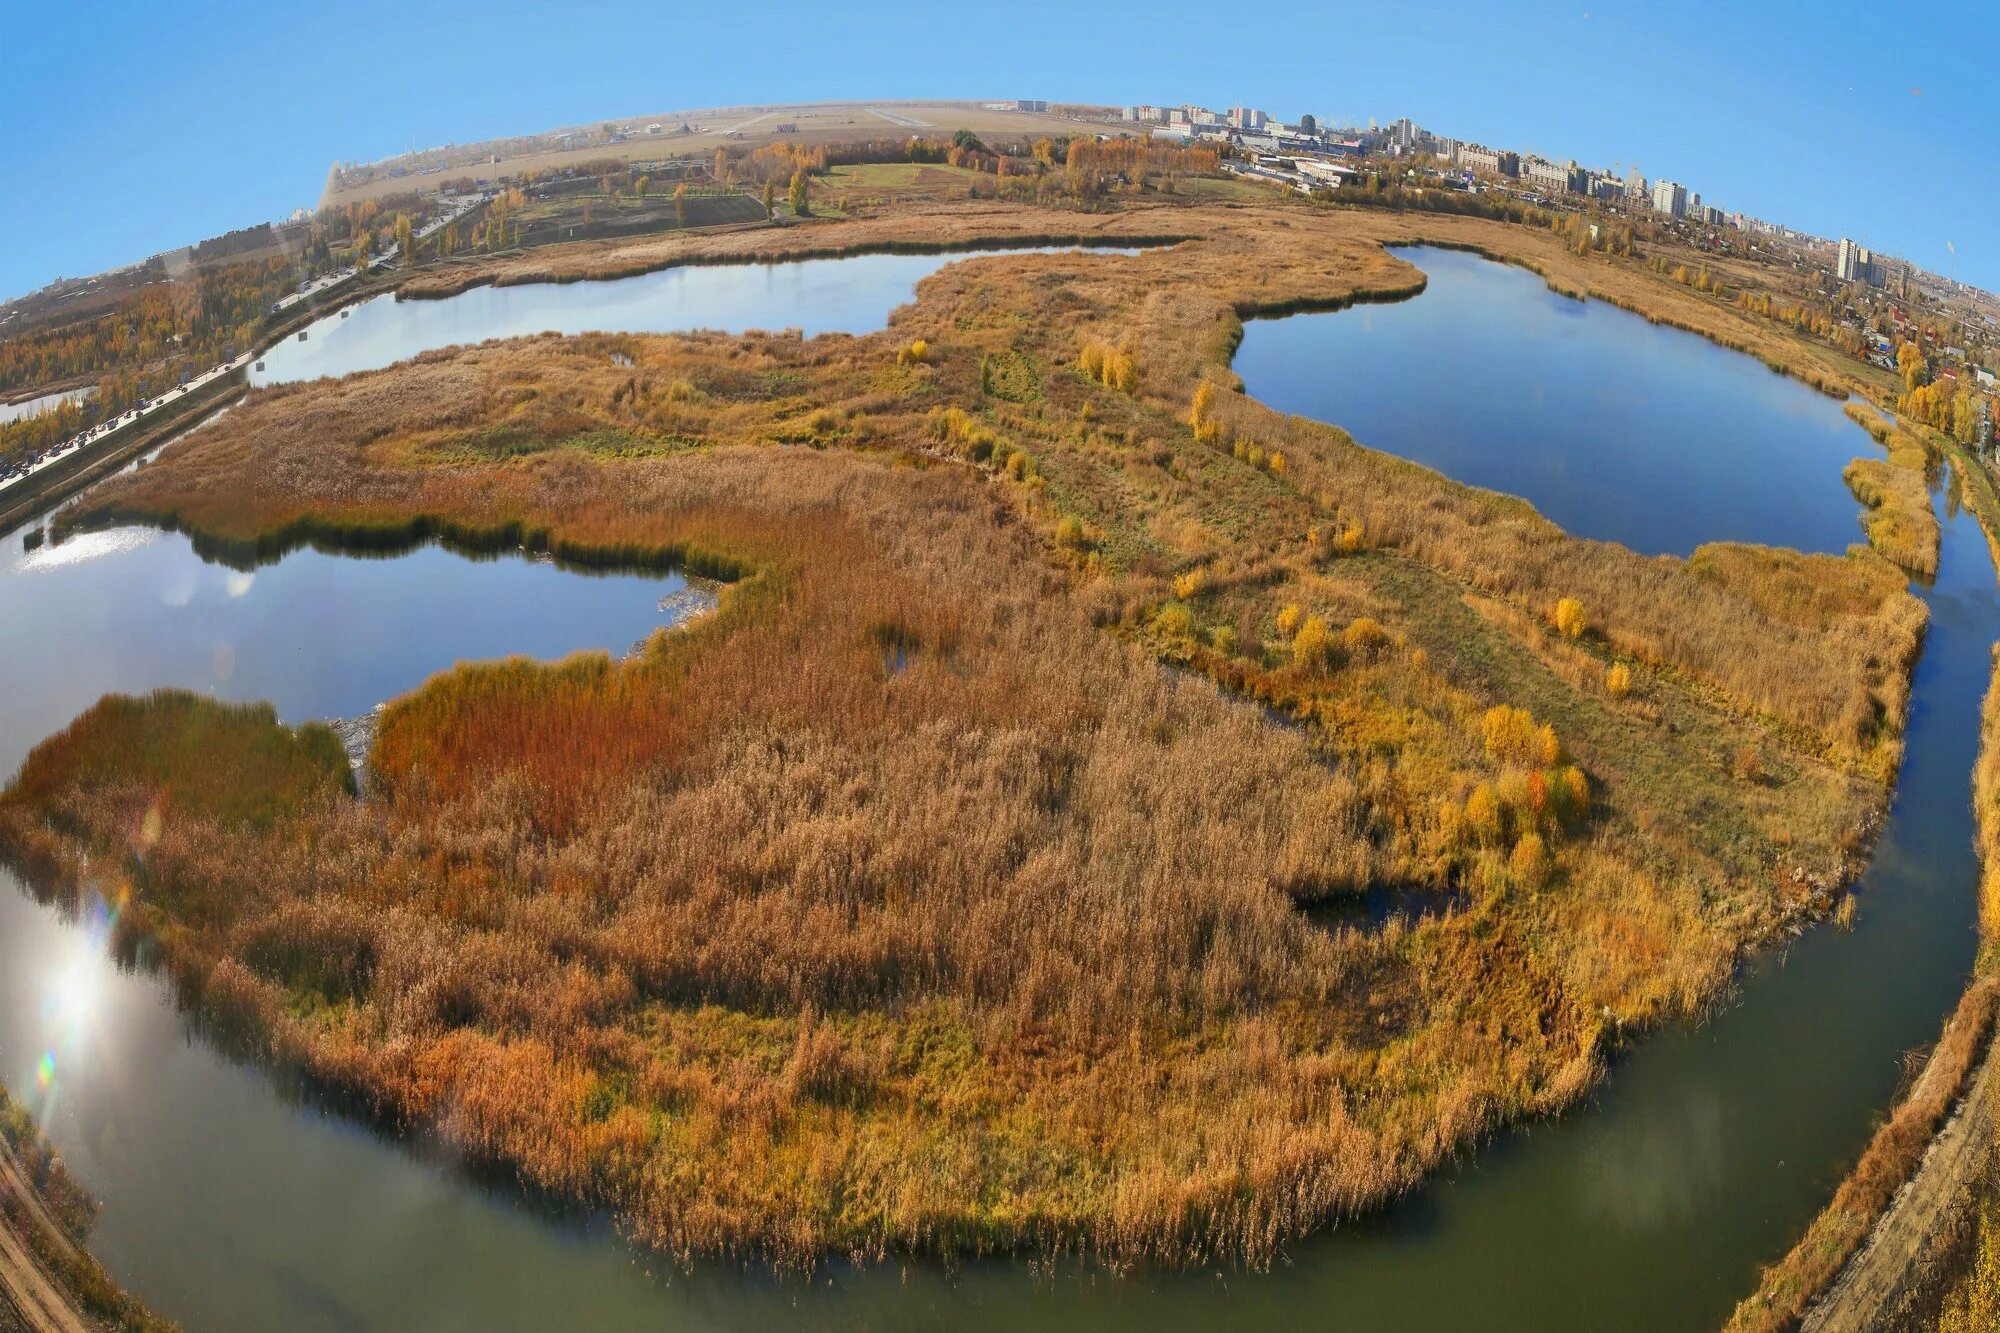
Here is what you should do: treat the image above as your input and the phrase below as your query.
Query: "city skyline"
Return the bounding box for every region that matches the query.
[2,0,1994,300]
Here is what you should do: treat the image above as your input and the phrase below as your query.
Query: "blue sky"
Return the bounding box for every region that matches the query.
[2,0,1995,301]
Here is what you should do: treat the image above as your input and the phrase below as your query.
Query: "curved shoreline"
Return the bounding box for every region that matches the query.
[0,195,1968,1320]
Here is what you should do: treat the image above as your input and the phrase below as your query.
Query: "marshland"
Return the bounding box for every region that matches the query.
[0,185,1991,1333]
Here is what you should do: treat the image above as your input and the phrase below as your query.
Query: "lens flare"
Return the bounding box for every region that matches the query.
[52,948,99,1025]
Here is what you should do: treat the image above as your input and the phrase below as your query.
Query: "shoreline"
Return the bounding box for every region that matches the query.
[0,192,1978,1313]
[0,1086,177,1333]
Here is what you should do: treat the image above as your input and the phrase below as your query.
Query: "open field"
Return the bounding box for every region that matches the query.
[820,161,991,198]
[1,193,1931,1270]
[504,188,769,249]
[323,102,1125,209]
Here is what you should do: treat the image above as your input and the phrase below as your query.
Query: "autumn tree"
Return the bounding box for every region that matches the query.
[788,169,811,217]
[1552,597,1587,639]
[674,181,688,228]
[761,180,775,219]
[1189,381,1221,443]
[1898,341,1930,391]
[1291,615,1333,671]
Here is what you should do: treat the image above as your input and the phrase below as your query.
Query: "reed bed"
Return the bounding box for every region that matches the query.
[6,194,1922,1269]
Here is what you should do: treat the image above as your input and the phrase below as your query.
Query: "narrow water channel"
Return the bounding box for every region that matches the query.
[250,244,1141,387]
[0,246,1990,1331]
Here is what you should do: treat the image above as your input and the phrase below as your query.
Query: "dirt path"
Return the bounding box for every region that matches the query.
[1804,1034,1999,1330]
[0,1137,92,1333]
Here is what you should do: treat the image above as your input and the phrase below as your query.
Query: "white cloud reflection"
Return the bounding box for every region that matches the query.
[17,527,159,573]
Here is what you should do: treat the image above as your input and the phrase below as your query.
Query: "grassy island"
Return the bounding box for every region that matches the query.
[0,194,1931,1269]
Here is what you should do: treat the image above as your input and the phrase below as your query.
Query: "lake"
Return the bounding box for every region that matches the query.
[0,242,1989,1332]
[1234,246,1877,558]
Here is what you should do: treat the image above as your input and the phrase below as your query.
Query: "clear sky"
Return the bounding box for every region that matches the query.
[3,0,1995,301]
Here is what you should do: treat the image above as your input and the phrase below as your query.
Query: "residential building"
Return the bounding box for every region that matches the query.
[1524,158,1588,195]
[1837,237,1885,287]
[1015,99,1048,113]
[1836,237,1861,280]
[1294,158,1357,190]
[1651,180,1687,217]
[1228,106,1269,131]
[1460,145,1520,177]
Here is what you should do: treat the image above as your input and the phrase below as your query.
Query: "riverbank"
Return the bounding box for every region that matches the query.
[0,194,1930,1281]
[1721,437,2000,1331]
[0,1089,176,1333]
[0,260,416,542]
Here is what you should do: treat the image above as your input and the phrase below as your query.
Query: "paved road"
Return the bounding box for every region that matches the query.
[1,191,490,502]
[0,352,252,499]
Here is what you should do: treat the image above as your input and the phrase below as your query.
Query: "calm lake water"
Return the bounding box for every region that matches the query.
[0,385,94,425]
[0,244,1990,1331]
[250,246,1136,386]
[1235,246,1874,558]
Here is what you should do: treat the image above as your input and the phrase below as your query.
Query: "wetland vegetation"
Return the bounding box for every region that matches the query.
[0,193,1940,1281]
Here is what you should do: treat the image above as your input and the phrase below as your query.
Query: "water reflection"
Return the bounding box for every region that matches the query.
[15,525,160,572]
[1575,1080,1726,1230]
[1235,246,1878,558]
[22,889,122,1127]
[252,245,1145,386]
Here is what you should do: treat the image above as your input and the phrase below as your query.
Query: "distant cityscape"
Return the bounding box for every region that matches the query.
[10,95,1994,392]
[1075,97,1993,389]
[1114,100,1929,294]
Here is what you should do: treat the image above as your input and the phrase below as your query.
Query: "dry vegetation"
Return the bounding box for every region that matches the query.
[0,196,1930,1269]
[1842,403,1942,580]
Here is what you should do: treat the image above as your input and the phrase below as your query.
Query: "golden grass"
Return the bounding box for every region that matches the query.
[7,194,1924,1270]
[1846,457,1941,578]
[1842,411,1940,579]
